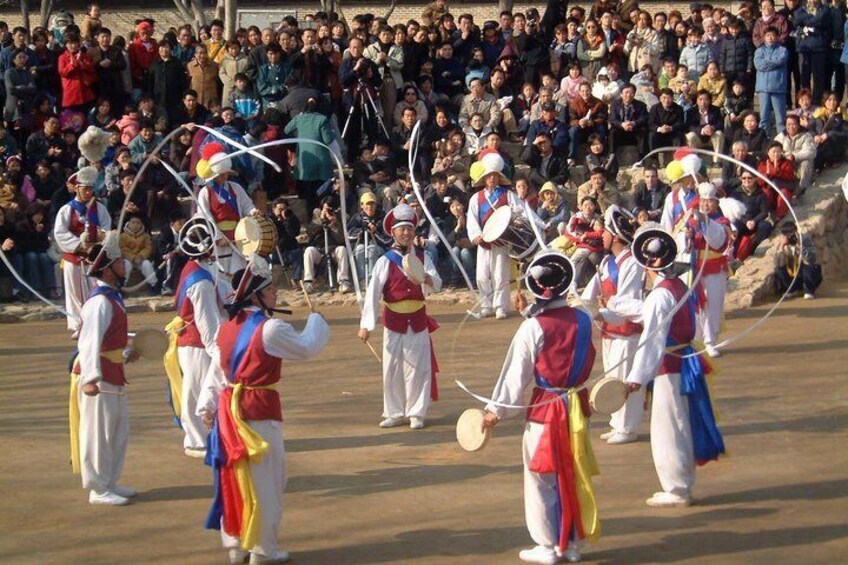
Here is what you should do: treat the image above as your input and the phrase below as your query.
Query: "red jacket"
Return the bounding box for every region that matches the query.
[58,50,97,107]
[757,157,796,192]
[128,38,160,88]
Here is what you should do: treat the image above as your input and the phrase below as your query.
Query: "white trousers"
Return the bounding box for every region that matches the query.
[78,380,129,493]
[221,420,287,556]
[178,346,211,450]
[476,245,511,312]
[63,262,91,331]
[602,336,645,435]
[699,272,727,347]
[303,246,351,285]
[123,258,156,288]
[382,326,431,419]
[650,373,695,497]
[522,422,559,549]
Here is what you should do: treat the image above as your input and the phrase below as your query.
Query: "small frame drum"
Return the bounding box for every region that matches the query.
[234,216,278,257]
[456,408,492,452]
[402,253,426,284]
[481,206,539,261]
[132,328,169,359]
[589,377,628,414]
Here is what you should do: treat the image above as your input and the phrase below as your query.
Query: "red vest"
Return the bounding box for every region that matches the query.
[599,251,643,338]
[175,260,215,348]
[62,204,88,265]
[656,277,696,376]
[217,311,283,421]
[477,188,508,250]
[208,184,241,239]
[689,213,730,275]
[527,306,595,422]
[381,249,429,333]
[73,293,128,386]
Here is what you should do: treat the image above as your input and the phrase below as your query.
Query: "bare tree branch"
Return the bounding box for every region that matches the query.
[498,0,515,13]
[21,0,30,32]
[382,0,397,21]
[39,0,55,28]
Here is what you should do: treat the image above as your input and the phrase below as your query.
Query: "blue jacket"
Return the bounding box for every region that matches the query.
[526,117,569,151]
[793,5,832,53]
[257,62,290,106]
[840,20,848,63]
[754,43,789,93]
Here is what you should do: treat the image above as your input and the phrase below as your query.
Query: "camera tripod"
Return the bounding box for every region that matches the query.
[341,79,391,145]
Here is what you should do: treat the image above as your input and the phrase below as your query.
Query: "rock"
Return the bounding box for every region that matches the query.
[0,312,20,323]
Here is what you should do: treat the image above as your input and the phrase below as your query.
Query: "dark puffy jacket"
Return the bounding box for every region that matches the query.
[793,5,832,53]
[720,33,755,76]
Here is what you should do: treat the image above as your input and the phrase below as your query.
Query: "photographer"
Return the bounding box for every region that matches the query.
[302,195,353,293]
[270,198,304,283]
[348,192,390,282]
[339,37,383,161]
[774,221,822,299]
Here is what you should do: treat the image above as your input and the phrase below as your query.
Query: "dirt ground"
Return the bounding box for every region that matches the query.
[1,281,847,565]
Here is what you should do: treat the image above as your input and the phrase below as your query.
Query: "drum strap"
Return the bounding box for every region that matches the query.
[478,186,507,225]
[384,249,424,281]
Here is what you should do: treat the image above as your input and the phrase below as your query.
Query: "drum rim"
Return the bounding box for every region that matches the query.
[481,206,512,243]
[456,407,490,451]
[589,376,628,414]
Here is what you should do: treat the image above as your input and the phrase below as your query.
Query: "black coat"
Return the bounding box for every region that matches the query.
[685,105,724,135]
[720,33,754,77]
[523,145,569,186]
[648,102,686,136]
[149,58,187,119]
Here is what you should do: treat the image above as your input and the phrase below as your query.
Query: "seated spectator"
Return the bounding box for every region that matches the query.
[25,114,65,175]
[119,214,157,293]
[583,133,618,185]
[568,82,607,162]
[668,63,694,94]
[0,206,22,300]
[812,90,848,170]
[723,79,753,138]
[577,167,620,213]
[774,114,816,193]
[513,82,537,137]
[348,191,390,281]
[128,120,163,166]
[559,62,590,102]
[721,140,759,197]
[425,172,466,219]
[116,105,140,146]
[30,160,62,207]
[525,101,569,152]
[732,110,770,161]
[171,90,210,128]
[459,77,502,130]
[630,64,659,109]
[432,139,471,190]
[733,170,773,261]
[536,182,569,234]
[393,86,429,129]
[106,168,147,225]
[88,98,116,130]
[302,196,352,293]
[757,141,797,220]
[591,66,620,104]
[648,88,685,158]
[443,197,476,287]
[352,139,397,187]
[658,58,678,90]
[137,95,169,133]
[774,221,822,300]
[269,198,303,284]
[487,68,521,141]
[685,90,724,165]
[632,165,670,221]
[462,112,493,156]
[608,83,648,161]
[697,61,727,108]
[14,202,55,298]
[521,132,569,188]
[152,210,187,295]
[790,88,822,136]
[565,195,605,287]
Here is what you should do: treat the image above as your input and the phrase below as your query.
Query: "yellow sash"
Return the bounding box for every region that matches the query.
[568,389,601,542]
[697,249,725,261]
[217,220,239,231]
[163,316,185,420]
[228,382,275,550]
[385,300,425,314]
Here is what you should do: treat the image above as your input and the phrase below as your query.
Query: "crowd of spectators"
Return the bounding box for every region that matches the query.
[0,0,840,301]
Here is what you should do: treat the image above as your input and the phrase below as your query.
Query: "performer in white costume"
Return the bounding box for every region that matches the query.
[53,166,111,336]
[358,203,442,430]
[581,205,646,444]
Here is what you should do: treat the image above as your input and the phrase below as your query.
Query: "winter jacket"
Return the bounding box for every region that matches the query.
[774,130,817,162]
[720,33,755,78]
[150,58,188,119]
[752,14,791,47]
[793,5,832,53]
[679,43,714,80]
[120,231,153,262]
[57,50,97,107]
[733,127,771,160]
[754,43,789,93]
[4,67,37,122]
[127,38,159,89]
[697,75,728,107]
[219,53,250,106]
[187,58,220,108]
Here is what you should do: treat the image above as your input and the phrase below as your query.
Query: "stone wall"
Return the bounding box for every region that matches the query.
[726,167,848,310]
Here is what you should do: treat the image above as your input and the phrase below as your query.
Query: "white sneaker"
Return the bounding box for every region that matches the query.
[249,550,290,564]
[480,308,494,318]
[228,549,249,565]
[409,417,425,429]
[562,543,582,563]
[599,430,616,441]
[519,545,559,564]
[112,485,137,498]
[495,308,508,320]
[379,417,404,428]
[89,490,130,506]
[646,491,691,507]
[303,281,314,293]
[338,283,351,294]
[184,447,207,458]
[606,432,638,445]
[803,293,815,300]
[705,345,722,358]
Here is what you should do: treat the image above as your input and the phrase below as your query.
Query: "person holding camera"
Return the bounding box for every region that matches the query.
[774,221,822,299]
[270,198,303,284]
[348,191,390,283]
[339,37,383,161]
[302,196,352,293]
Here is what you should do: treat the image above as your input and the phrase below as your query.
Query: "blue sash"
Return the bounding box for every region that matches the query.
[89,285,124,309]
[671,190,696,227]
[607,256,619,289]
[210,182,239,216]
[666,297,725,463]
[204,416,227,530]
[478,186,506,225]
[177,266,214,311]
[384,249,404,270]
[228,310,266,382]
[69,199,100,228]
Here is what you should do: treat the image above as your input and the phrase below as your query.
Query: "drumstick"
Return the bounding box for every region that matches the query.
[299,281,315,312]
[364,339,382,364]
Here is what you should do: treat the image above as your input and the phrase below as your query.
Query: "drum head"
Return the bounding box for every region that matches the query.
[403,253,426,285]
[234,217,258,255]
[456,408,491,452]
[481,206,512,243]
[589,377,628,414]
[133,328,169,359]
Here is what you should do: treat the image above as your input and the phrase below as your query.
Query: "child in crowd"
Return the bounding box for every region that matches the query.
[565,195,605,287]
[723,79,753,138]
[774,222,822,300]
[119,214,157,293]
[229,72,261,121]
[116,104,140,146]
